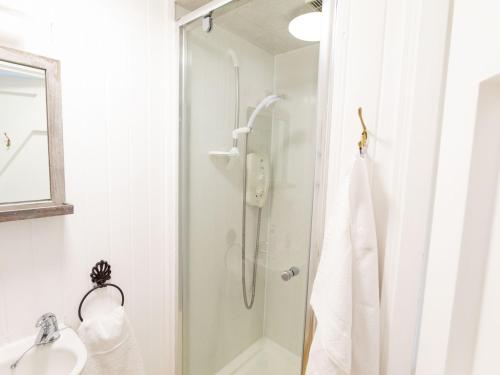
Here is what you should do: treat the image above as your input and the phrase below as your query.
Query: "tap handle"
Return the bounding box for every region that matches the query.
[281,266,300,281]
[35,313,57,328]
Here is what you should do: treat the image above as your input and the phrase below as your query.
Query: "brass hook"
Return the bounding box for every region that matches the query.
[3,132,11,149]
[357,107,368,154]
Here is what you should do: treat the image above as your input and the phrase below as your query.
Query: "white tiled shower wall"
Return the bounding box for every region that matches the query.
[0,1,171,374]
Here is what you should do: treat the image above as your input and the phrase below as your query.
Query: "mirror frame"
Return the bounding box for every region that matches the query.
[0,46,73,222]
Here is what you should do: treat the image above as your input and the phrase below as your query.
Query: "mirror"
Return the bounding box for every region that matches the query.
[0,46,72,222]
[0,60,50,203]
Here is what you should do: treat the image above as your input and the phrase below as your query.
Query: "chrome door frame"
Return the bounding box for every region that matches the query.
[174,1,337,373]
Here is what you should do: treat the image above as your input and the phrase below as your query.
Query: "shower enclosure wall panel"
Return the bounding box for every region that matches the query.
[264,44,320,356]
[183,25,274,375]
[180,2,321,373]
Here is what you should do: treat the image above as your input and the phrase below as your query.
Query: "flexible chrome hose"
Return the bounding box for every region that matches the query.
[241,133,262,310]
[231,62,261,310]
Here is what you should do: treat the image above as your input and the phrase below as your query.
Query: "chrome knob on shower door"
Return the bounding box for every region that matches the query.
[281,267,300,281]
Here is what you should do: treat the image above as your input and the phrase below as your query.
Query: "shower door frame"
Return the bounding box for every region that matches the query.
[174,1,338,373]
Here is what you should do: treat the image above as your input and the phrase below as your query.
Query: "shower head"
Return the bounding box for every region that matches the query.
[262,94,281,109]
[231,94,282,141]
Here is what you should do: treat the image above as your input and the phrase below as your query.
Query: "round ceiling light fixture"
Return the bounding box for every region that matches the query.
[288,11,322,42]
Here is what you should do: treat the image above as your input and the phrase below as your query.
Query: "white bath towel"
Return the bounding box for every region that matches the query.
[307,156,380,375]
[78,306,146,375]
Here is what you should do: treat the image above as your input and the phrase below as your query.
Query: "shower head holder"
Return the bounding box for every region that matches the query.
[232,127,251,140]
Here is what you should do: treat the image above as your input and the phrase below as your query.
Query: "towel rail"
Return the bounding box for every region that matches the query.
[77,260,125,322]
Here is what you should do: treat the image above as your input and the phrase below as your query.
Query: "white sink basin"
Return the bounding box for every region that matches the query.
[0,327,87,375]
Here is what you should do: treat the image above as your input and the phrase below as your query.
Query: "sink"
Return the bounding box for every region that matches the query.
[0,327,87,375]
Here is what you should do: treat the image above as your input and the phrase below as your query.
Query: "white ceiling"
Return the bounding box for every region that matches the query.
[176,0,317,55]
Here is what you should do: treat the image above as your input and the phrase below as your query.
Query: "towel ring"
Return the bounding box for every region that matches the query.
[78,260,125,322]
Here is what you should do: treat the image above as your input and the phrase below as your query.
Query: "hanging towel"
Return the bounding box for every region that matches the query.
[306,156,380,375]
[78,306,146,375]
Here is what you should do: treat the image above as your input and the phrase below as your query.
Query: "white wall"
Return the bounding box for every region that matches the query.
[467,78,500,375]
[417,0,500,372]
[472,88,500,373]
[0,1,171,374]
[325,0,451,373]
[443,78,500,375]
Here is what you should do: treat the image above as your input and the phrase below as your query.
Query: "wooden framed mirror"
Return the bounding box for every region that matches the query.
[0,46,73,222]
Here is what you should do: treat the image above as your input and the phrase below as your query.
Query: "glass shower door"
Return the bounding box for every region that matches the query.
[179,1,320,374]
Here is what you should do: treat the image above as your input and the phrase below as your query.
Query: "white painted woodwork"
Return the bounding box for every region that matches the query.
[0,0,171,374]
[417,0,500,374]
[326,0,452,374]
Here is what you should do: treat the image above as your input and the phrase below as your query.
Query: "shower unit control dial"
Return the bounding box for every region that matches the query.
[246,153,270,208]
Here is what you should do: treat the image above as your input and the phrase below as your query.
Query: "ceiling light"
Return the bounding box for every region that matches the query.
[288,11,322,42]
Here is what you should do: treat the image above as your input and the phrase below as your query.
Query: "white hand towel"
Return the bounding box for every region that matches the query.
[307,156,380,375]
[78,306,146,375]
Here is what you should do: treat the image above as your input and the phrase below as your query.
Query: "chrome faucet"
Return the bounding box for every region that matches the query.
[35,313,60,345]
[10,313,61,369]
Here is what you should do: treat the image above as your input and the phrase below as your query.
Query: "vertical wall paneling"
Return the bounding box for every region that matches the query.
[327,0,452,373]
[0,1,170,374]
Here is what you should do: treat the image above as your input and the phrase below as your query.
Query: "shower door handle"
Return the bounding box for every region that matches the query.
[281,267,300,281]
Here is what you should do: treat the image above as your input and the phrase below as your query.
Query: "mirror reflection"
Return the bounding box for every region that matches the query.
[0,60,51,204]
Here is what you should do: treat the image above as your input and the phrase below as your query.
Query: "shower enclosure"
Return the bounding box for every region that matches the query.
[177,1,328,374]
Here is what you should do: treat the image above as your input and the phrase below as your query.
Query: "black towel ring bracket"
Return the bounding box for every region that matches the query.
[78,260,125,322]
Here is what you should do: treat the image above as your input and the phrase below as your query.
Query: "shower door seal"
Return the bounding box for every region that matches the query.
[174,1,338,374]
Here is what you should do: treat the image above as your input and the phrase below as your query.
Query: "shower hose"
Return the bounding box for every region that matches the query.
[232,62,260,310]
